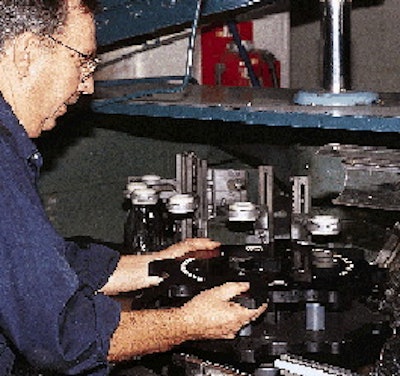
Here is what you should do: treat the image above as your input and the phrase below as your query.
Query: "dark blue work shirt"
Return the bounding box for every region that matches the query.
[0,95,121,375]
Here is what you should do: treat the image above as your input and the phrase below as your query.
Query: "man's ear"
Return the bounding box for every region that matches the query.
[12,33,41,79]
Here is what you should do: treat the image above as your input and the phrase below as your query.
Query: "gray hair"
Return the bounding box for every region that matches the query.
[0,0,98,51]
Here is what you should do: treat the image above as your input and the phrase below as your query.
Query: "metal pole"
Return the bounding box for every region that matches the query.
[321,0,352,93]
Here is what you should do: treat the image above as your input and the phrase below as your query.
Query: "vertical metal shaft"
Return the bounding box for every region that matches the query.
[321,0,352,93]
[258,166,274,244]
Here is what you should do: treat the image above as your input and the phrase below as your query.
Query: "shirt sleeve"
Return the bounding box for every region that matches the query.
[64,240,120,292]
[0,139,121,374]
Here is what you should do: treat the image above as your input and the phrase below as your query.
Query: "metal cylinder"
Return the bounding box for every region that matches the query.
[254,365,279,376]
[320,0,352,93]
[306,302,325,331]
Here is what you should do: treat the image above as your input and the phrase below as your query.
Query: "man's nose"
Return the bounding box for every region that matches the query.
[78,76,95,95]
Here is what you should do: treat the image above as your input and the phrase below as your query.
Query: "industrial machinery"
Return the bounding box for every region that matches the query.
[116,148,400,376]
[89,0,400,375]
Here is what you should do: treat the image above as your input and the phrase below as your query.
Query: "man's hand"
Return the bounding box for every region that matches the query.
[152,238,221,260]
[182,282,267,340]
[100,238,221,295]
[108,281,267,361]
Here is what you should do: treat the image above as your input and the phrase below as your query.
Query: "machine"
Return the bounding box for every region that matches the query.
[116,148,400,376]
[88,0,400,375]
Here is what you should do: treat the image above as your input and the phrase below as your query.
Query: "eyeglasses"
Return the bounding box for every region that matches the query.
[46,35,100,82]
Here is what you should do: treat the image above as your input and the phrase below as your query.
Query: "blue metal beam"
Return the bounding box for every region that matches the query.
[96,0,280,46]
[92,83,400,133]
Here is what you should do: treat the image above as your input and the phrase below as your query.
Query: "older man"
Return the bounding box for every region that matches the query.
[0,0,266,374]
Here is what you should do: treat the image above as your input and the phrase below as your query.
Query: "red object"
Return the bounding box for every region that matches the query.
[217,47,280,87]
[201,22,280,88]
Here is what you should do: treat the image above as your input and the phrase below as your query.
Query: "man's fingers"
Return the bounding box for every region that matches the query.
[250,303,268,320]
[159,238,221,259]
[201,283,267,318]
[146,276,164,287]
[203,282,250,301]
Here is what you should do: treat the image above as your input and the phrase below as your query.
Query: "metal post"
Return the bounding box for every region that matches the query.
[258,166,274,244]
[175,152,208,239]
[292,176,311,215]
[295,0,378,106]
[321,0,352,93]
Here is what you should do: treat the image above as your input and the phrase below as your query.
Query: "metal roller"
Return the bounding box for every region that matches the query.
[320,0,352,93]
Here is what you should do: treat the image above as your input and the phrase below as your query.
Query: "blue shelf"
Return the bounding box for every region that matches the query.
[93,82,400,133]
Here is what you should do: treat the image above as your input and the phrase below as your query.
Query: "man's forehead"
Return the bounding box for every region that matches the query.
[55,9,96,52]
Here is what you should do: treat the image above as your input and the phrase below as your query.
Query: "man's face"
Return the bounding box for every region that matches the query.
[25,6,96,137]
